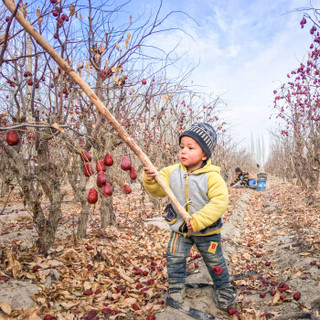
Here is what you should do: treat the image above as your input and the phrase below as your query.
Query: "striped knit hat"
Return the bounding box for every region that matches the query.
[179,122,217,158]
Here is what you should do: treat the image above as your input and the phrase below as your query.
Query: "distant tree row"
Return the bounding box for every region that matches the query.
[266,7,320,198]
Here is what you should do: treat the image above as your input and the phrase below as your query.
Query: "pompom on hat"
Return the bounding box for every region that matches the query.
[179,122,217,158]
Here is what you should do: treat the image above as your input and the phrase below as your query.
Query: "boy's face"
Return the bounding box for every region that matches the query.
[179,136,207,173]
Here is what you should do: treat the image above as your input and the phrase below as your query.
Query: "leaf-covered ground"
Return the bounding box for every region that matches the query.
[224,182,320,320]
[0,179,319,320]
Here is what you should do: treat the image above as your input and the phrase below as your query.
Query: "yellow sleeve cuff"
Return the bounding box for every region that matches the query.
[190,217,200,232]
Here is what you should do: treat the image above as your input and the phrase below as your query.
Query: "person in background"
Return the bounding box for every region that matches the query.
[230,167,257,189]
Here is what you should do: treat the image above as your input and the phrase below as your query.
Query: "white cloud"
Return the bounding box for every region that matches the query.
[130,0,316,157]
[181,1,311,140]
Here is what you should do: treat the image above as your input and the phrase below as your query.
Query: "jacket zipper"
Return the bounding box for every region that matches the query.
[185,173,190,236]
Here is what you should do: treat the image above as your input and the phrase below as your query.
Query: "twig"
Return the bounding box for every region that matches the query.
[274,312,316,320]
[0,184,16,217]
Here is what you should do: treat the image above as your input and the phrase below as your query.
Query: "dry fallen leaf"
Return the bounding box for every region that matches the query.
[6,250,22,278]
[18,308,42,320]
[298,303,311,312]
[119,271,134,284]
[0,302,12,315]
[292,270,303,279]
[60,301,80,310]
[0,316,13,320]
[83,281,92,290]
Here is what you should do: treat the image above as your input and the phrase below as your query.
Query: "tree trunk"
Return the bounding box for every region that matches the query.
[36,172,64,254]
[0,171,14,198]
[309,170,319,192]
[76,195,91,239]
[0,181,9,197]
[67,167,91,239]
[293,157,307,190]
[18,175,56,255]
[36,214,59,255]
[100,195,115,229]
[77,207,90,239]
[2,138,62,255]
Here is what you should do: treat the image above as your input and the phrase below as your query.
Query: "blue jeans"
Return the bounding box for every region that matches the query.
[248,179,257,189]
[166,232,230,289]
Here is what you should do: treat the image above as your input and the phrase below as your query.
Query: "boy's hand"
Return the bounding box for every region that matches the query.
[187,221,193,231]
[143,167,158,180]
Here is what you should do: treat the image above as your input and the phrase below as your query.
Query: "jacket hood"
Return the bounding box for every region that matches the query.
[180,158,221,174]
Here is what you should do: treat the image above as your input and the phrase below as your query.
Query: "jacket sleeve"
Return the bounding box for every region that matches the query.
[142,166,172,197]
[242,172,249,185]
[190,172,228,232]
[230,176,240,186]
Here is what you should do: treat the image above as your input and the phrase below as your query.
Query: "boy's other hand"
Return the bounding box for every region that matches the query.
[144,167,158,180]
[187,221,193,231]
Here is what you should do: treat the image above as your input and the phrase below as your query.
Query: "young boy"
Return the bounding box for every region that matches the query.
[142,122,237,311]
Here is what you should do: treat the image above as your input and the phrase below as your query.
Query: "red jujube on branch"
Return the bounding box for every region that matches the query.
[121,156,131,170]
[80,150,92,162]
[104,153,113,166]
[87,188,98,204]
[83,163,94,177]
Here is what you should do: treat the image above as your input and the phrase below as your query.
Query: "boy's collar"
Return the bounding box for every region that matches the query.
[181,158,212,172]
[199,159,208,169]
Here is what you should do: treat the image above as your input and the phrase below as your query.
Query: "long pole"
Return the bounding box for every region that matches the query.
[3,0,191,223]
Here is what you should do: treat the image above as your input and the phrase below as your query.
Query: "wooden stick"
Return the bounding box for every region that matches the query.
[4,0,191,223]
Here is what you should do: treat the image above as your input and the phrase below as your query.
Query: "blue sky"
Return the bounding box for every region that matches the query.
[125,0,317,159]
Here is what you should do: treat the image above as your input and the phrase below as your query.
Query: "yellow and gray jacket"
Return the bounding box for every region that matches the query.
[142,159,228,236]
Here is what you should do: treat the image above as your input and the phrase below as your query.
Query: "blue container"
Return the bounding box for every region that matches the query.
[257,173,267,181]
[257,180,266,191]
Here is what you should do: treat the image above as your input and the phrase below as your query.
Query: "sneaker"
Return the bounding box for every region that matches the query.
[213,285,238,311]
[166,283,186,304]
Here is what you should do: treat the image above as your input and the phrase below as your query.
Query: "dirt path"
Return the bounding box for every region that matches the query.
[238,182,320,319]
[226,182,320,319]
